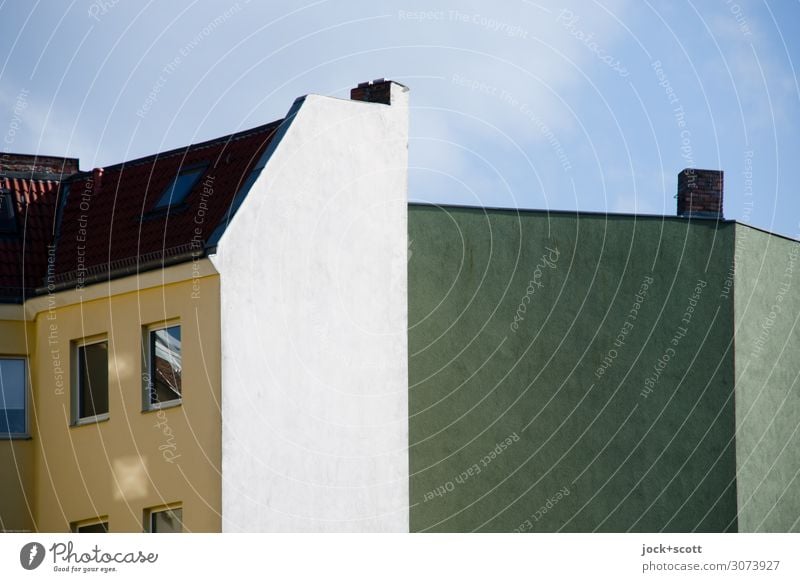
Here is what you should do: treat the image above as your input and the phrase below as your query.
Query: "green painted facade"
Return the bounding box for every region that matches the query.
[408,205,799,532]
[733,226,800,532]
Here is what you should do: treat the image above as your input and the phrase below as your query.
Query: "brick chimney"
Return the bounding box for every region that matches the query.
[0,153,79,180]
[677,168,723,219]
[350,78,408,106]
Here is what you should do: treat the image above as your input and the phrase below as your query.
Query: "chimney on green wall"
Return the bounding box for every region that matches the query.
[677,168,724,219]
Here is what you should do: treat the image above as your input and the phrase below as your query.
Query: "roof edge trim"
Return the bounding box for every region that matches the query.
[206,95,308,251]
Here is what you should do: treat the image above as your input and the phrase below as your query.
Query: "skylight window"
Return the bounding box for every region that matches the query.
[153,166,205,210]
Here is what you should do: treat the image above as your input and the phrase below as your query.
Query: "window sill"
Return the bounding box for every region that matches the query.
[0,433,31,440]
[142,400,182,413]
[71,413,110,427]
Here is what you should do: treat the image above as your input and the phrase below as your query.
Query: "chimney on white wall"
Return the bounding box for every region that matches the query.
[350,79,408,106]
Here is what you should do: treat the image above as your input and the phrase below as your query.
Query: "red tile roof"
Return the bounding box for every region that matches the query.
[50,120,282,287]
[0,120,282,300]
[0,177,60,300]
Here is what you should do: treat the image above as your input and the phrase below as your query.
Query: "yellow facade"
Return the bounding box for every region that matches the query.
[0,261,221,532]
[0,316,34,532]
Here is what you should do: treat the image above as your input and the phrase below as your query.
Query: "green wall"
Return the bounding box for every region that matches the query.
[733,224,800,532]
[408,205,738,532]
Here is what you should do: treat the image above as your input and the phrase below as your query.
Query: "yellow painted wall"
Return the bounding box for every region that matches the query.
[0,440,33,531]
[30,272,222,532]
[0,318,35,532]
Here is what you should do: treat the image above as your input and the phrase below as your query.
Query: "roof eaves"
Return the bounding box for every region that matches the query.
[35,243,201,295]
[408,202,737,225]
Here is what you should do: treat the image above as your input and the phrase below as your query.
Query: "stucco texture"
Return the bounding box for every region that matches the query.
[408,205,738,532]
[733,225,800,532]
[214,89,410,532]
[0,319,34,532]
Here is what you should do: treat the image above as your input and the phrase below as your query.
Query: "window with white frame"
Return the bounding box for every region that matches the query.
[73,338,109,423]
[146,506,182,533]
[144,323,181,409]
[0,358,26,436]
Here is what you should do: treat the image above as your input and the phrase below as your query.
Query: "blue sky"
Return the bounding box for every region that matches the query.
[1,0,798,237]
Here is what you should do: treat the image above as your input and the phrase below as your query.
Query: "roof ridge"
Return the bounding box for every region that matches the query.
[78,118,284,175]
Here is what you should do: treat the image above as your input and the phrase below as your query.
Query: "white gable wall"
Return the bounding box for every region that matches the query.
[210,86,409,531]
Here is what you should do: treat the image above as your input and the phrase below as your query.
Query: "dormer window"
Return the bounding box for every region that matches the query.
[153,165,206,210]
[0,190,16,232]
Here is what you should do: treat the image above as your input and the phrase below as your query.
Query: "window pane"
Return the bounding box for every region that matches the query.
[78,342,108,418]
[76,522,108,533]
[150,326,181,405]
[0,359,25,434]
[154,168,204,209]
[151,508,182,533]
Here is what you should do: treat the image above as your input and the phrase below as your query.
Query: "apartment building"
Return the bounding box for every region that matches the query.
[408,171,800,532]
[0,80,410,532]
